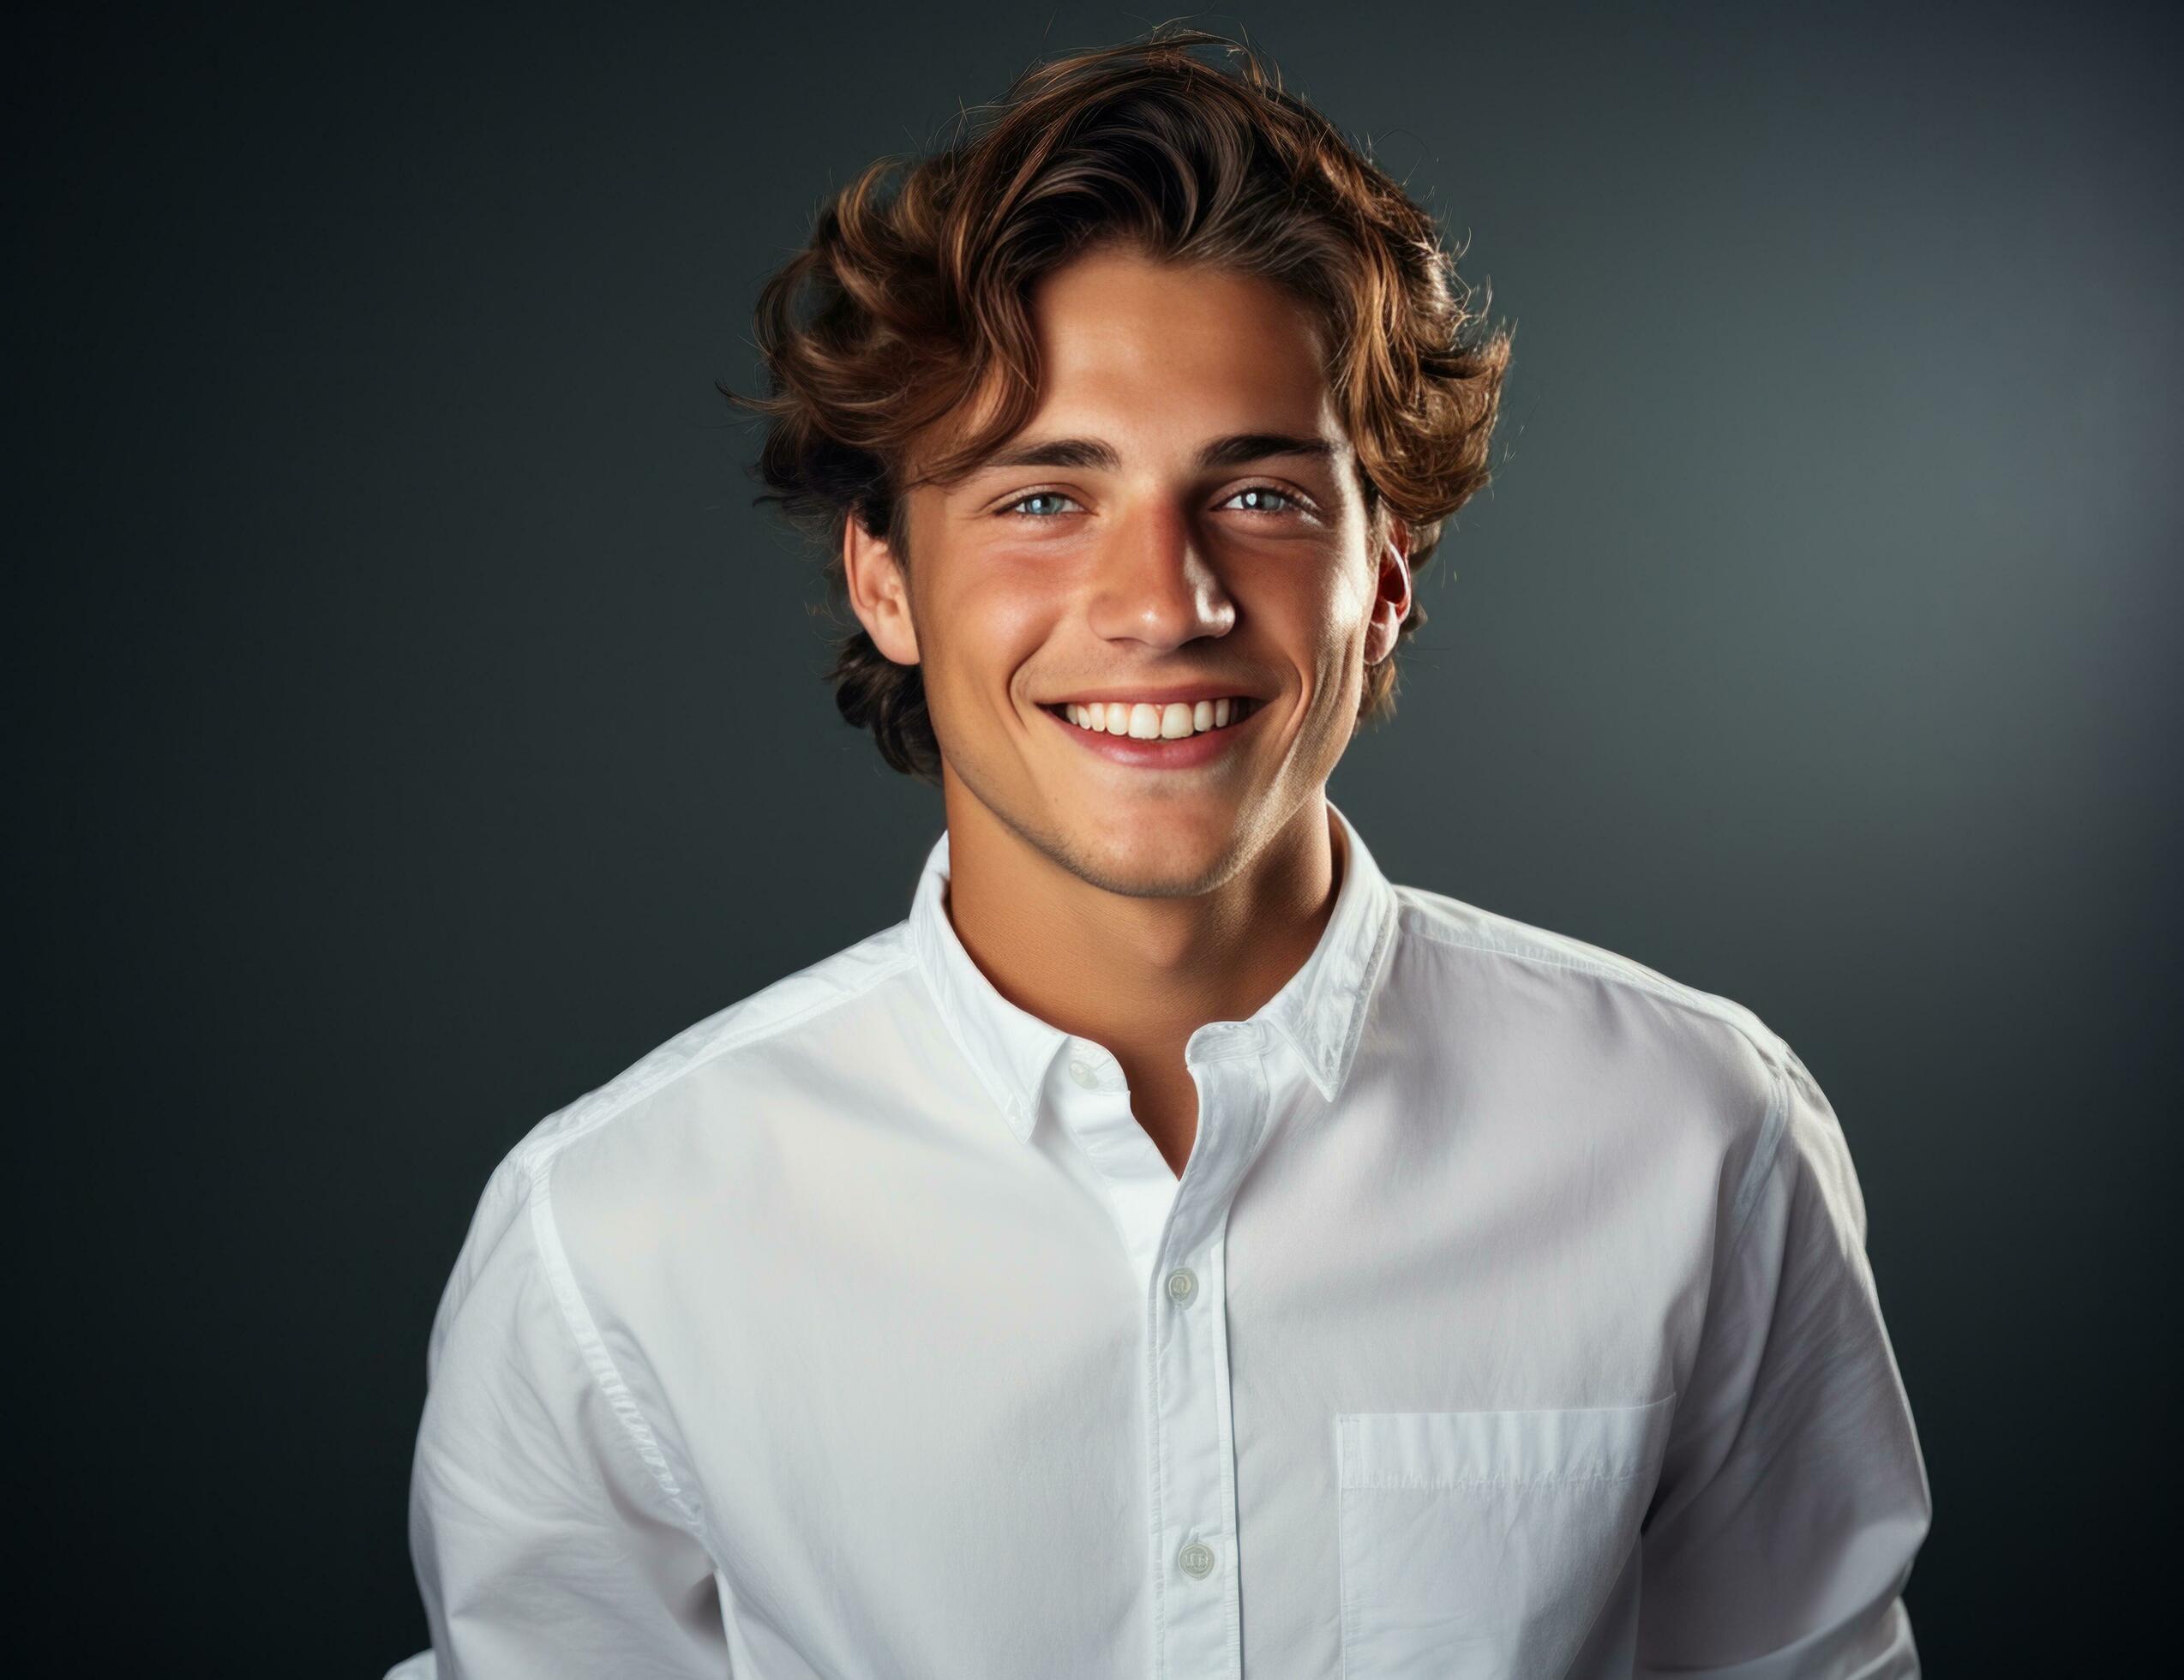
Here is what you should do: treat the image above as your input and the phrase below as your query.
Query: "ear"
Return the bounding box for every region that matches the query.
[842,511,921,666]
[1362,513,1413,668]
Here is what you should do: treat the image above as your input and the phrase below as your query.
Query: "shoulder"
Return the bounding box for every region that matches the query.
[1389,882,1803,1211]
[513,921,918,1181]
[1393,883,1783,1059]
[446,921,922,1299]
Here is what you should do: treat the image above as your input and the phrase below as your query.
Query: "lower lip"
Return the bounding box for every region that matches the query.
[1039,700,1268,768]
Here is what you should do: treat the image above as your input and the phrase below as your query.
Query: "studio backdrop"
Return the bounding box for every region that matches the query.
[9,1,2177,1672]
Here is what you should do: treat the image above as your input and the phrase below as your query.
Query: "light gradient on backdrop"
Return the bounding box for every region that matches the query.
[8,2,2175,1673]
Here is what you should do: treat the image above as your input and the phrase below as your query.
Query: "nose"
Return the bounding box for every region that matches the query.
[1083,496,1237,650]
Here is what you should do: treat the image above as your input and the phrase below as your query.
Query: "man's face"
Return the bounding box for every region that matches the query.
[849,244,1410,898]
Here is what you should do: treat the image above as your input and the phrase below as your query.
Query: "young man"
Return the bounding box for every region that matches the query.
[393,31,1929,1679]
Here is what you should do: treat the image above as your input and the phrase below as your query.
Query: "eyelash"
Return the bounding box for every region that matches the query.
[1001,484,1310,520]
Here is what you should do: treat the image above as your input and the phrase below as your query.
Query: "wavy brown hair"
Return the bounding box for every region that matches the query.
[728,27,1512,783]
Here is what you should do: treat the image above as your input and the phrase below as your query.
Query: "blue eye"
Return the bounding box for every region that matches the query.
[1005,491,1080,518]
[1001,485,1307,519]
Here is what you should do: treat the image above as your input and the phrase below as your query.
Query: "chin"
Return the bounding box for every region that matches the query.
[1064,814,1241,897]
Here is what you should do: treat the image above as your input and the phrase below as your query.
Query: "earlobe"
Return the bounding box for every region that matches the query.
[842,515,921,666]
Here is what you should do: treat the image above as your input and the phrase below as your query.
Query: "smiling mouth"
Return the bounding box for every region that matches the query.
[1034,694,1269,770]
[1038,696,1263,740]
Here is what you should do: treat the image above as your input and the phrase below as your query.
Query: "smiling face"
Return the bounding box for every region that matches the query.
[844,244,1411,900]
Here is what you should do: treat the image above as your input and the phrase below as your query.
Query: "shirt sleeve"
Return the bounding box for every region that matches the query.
[1635,1039,1933,1677]
[405,1150,729,1679]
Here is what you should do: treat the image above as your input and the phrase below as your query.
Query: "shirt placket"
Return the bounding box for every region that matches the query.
[1053,1018,1272,1680]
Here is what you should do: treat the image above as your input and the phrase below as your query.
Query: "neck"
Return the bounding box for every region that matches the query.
[938,787,1347,1079]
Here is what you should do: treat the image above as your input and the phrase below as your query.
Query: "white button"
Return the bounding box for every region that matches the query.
[1165,1267,1197,1305]
[1179,1539,1215,1579]
[1067,1059,1097,1089]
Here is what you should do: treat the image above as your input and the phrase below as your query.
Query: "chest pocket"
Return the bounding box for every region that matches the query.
[1335,1395,1676,1678]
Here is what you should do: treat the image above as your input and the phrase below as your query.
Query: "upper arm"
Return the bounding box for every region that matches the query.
[1637,1041,1933,1676]
[406,1151,727,1680]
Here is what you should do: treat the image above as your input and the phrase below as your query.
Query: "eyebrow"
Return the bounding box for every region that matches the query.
[975,432,1340,474]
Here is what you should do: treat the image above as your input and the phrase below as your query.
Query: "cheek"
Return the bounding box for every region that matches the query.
[1287,567,1372,686]
[924,566,1059,707]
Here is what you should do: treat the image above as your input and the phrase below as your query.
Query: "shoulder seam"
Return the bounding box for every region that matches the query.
[516,949,918,1179]
[1723,1057,1792,1264]
[1397,906,1779,1055]
[1396,901,1797,1261]
[485,945,917,1560]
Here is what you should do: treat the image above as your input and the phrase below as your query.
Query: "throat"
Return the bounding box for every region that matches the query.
[1122,1067,1200,1181]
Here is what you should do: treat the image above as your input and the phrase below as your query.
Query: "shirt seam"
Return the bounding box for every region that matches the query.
[1398,911,1761,1044]
[518,950,920,1172]
[1398,909,1794,1267]
[1347,1468,1652,1491]
[500,955,922,1565]
[526,1149,716,1552]
[1724,1056,1792,1265]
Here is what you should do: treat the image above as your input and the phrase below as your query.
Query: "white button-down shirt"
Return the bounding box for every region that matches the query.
[394,801,1930,1678]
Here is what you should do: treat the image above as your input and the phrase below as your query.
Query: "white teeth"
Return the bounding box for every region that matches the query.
[1061,698,1254,737]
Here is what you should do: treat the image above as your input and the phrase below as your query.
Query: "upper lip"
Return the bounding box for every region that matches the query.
[1041,683,1267,706]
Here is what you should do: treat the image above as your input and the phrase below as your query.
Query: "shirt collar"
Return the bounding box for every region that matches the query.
[906,799,1400,1143]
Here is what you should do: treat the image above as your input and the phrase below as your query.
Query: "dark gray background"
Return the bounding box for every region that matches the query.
[11,1,2176,1670]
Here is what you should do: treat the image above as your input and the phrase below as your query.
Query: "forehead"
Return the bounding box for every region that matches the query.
[1023,247,1339,435]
